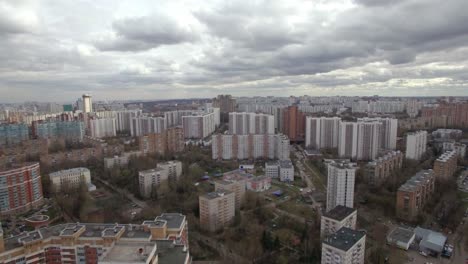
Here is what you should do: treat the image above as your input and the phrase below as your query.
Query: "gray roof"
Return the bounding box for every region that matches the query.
[201,190,234,200]
[387,227,415,244]
[323,227,365,252]
[156,240,189,264]
[279,160,293,168]
[155,213,186,229]
[323,206,356,221]
[4,223,151,251]
[398,170,434,192]
[414,227,447,253]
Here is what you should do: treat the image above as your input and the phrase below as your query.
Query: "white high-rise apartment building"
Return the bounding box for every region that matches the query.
[358,117,397,150]
[182,111,218,139]
[228,112,275,135]
[305,117,341,150]
[405,130,427,160]
[212,134,290,160]
[116,110,141,132]
[321,227,366,264]
[326,161,357,212]
[130,116,166,137]
[338,121,381,161]
[89,118,116,138]
[82,94,93,113]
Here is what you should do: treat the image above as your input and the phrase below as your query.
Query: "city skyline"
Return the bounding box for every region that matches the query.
[1,0,468,102]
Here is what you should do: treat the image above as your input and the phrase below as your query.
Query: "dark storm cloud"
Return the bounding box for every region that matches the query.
[94,15,198,52]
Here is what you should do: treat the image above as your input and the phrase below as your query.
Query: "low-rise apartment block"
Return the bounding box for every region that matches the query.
[396,170,435,221]
[321,206,357,238]
[0,213,190,264]
[431,129,463,140]
[321,227,366,264]
[365,150,404,186]
[433,150,458,180]
[246,176,271,192]
[264,160,295,181]
[104,151,142,169]
[199,191,236,232]
[139,161,182,198]
[49,167,96,192]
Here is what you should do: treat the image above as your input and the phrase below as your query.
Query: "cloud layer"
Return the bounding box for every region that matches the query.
[1,0,468,102]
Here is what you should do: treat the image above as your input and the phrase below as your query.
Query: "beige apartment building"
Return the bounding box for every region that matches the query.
[199,191,236,232]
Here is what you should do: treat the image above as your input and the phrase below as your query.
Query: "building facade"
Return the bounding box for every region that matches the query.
[305,117,341,150]
[49,167,95,192]
[396,170,435,221]
[282,105,305,142]
[199,191,236,232]
[89,118,116,138]
[212,134,290,160]
[228,112,275,135]
[139,127,185,156]
[0,213,190,264]
[338,121,382,161]
[358,117,398,150]
[182,111,218,139]
[433,150,458,180]
[212,94,236,113]
[139,161,182,198]
[82,94,93,113]
[130,116,166,137]
[321,206,357,238]
[0,163,44,217]
[215,180,246,210]
[326,161,357,212]
[405,131,428,160]
[365,150,404,186]
[33,121,85,142]
[0,124,29,146]
[321,227,366,264]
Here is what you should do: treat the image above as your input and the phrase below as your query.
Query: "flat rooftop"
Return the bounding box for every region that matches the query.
[156,240,189,264]
[323,206,356,221]
[49,167,90,178]
[202,190,233,200]
[323,227,366,252]
[155,213,186,229]
[279,160,293,168]
[387,227,415,244]
[101,242,156,263]
[139,167,164,174]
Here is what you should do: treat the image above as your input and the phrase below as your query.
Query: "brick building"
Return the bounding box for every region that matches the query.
[0,163,44,217]
[433,150,458,180]
[396,170,435,221]
[365,150,404,186]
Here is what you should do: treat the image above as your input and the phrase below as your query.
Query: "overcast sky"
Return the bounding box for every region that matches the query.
[1,0,468,102]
